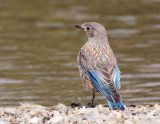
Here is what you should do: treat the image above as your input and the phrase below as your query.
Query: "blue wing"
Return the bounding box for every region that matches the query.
[86,69,121,103]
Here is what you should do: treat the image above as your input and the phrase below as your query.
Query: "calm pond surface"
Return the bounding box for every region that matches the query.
[0,0,160,106]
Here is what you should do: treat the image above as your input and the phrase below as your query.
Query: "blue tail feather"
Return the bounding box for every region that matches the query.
[107,100,125,110]
[86,70,125,111]
[115,66,120,90]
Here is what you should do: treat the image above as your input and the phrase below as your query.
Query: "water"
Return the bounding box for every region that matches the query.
[0,0,160,106]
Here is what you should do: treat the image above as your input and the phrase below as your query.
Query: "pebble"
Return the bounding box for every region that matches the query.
[29,116,39,124]
[53,110,60,116]
[154,104,159,110]
[48,116,63,124]
[0,104,159,123]
[4,107,16,114]
[0,120,6,124]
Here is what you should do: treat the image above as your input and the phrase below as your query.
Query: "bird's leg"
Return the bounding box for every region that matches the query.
[91,93,95,107]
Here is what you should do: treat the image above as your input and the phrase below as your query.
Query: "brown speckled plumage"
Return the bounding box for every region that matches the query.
[75,22,125,110]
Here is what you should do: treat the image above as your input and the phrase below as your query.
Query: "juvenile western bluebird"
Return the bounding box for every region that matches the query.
[75,22,125,110]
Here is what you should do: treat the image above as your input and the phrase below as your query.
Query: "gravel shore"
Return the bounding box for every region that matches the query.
[0,103,160,124]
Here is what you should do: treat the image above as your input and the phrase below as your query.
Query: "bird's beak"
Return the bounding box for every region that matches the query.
[74,25,81,29]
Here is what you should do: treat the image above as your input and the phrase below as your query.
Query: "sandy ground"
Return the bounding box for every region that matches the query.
[0,103,160,124]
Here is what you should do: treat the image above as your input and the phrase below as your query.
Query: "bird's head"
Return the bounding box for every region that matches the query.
[75,22,107,41]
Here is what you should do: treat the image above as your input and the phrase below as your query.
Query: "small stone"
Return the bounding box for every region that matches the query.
[77,117,83,123]
[23,113,32,121]
[108,113,114,118]
[153,110,160,116]
[70,116,77,123]
[29,116,39,124]
[0,120,6,124]
[55,104,67,110]
[48,116,63,124]
[63,117,69,124]
[97,105,107,113]
[124,119,133,124]
[73,106,86,115]
[100,114,109,121]
[4,108,16,114]
[66,110,72,115]
[116,112,122,118]
[15,117,20,122]
[132,111,141,116]
[10,118,15,123]
[20,103,46,109]
[154,104,159,110]
[60,111,66,116]
[133,116,139,121]
[53,110,60,116]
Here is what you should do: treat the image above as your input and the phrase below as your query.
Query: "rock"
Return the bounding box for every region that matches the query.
[53,110,60,116]
[0,120,6,124]
[70,116,77,123]
[4,107,16,115]
[10,118,15,123]
[96,104,105,113]
[48,116,63,124]
[55,104,67,110]
[77,117,83,123]
[76,106,86,114]
[116,112,122,118]
[63,117,69,124]
[154,104,159,110]
[124,119,133,124]
[29,117,39,124]
[20,103,46,109]
[108,113,114,118]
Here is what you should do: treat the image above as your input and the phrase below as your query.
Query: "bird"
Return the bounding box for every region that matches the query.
[75,22,125,110]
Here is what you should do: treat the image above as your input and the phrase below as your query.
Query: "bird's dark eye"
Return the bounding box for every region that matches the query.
[86,26,92,30]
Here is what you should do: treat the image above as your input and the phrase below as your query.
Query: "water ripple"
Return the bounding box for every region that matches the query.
[120,89,151,93]
[122,73,160,79]
[0,46,18,51]
[135,44,150,48]
[136,82,160,87]
[127,97,160,101]
[108,29,139,38]
[122,58,144,62]
[0,79,25,84]
[61,63,78,68]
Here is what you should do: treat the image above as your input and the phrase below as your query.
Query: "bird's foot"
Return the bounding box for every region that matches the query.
[86,103,97,108]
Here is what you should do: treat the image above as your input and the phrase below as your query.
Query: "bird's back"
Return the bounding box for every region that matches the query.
[78,42,117,76]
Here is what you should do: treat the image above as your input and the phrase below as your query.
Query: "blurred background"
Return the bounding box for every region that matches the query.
[0,0,160,106]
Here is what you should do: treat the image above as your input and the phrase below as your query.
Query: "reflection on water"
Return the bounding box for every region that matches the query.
[0,79,25,84]
[108,29,139,38]
[137,82,160,87]
[0,0,160,106]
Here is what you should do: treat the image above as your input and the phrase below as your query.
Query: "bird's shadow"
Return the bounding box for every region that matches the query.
[69,103,143,109]
[69,102,109,108]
